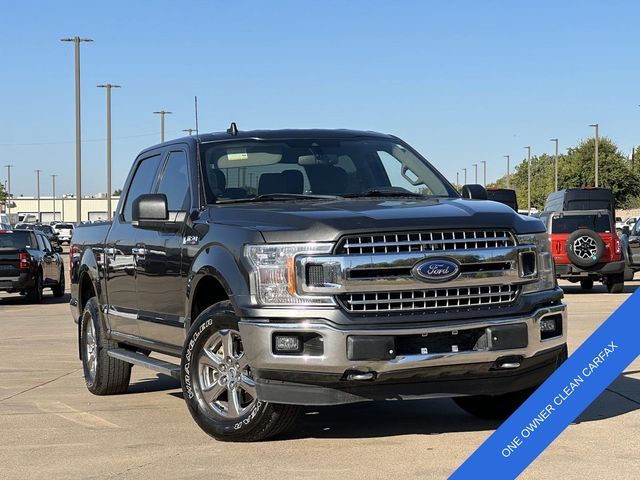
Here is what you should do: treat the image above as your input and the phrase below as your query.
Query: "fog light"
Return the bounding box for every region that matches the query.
[540,318,557,332]
[274,335,301,353]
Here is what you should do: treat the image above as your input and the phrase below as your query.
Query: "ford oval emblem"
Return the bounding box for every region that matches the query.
[413,258,461,283]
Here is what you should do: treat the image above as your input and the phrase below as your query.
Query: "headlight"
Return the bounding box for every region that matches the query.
[245,243,334,306]
[517,233,556,294]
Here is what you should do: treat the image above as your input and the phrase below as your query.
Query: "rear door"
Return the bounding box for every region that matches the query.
[628,222,640,264]
[135,148,191,346]
[104,152,163,337]
[38,233,60,284]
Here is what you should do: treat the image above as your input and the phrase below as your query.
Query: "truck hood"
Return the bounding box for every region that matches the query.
[208,197,545,243]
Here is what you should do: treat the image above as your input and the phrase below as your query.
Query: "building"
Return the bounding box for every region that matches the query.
[4,196,120,223]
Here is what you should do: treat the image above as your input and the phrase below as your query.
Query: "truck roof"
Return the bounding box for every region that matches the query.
[139,128,396,154]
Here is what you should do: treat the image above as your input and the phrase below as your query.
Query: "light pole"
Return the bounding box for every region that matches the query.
[480,160,487,186]
[35,169,42,222]
[97,83,121,220]
[472,163,478,183]
[456,171,459,186]
[61,36,93,224]
[550,138,559,191]
[589,124,599,187]
[154,110,172,142]
[4,165,12,215]
[51,174,57,222]
[524,146,531,212]
[462,168,467,184]
[182,128,195,136]
[504,155,510,188]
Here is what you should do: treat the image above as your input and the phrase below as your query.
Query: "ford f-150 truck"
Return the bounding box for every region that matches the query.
[70,128,567,441]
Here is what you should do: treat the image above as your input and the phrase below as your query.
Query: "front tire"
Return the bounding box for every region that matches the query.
[81,297,131,395]
[580,278,594,290]
[181,301,299,442]
[605,273,624,293]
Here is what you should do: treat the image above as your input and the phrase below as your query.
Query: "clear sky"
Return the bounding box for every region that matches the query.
[2,0,639,197]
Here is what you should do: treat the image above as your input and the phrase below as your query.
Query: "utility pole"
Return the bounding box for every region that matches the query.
[472,164,478,183]
[51,174,57,221]
[154,110,172,142]
[524,146,531,213]
[462,168,467,185]
[61,36,93,224]
[35,169,42,222]
[480,160,487,186]
[182,128,195,136]
[97,83,121,220]
[550,138,559,191]
[504,155,510,189]
[4,165,12,215]
[456,171,459,186]
[589,124,599,187]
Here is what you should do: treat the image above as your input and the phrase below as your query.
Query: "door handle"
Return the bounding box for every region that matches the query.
[132,247,148,255]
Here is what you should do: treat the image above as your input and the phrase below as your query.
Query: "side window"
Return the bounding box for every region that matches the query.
[122,154,163,221]
[157,151,190,211]
[42,235,52,251]
[35,234,45,251]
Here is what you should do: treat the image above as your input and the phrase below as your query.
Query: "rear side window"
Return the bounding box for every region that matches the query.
[35,234,45,250]
[157,151,190,211]
[552,215,611,234]
[0,232,33,249]
[122,154,163,221]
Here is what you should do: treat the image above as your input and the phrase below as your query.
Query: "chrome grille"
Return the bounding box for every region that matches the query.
[340,284,519,313]
[337,230,516,255]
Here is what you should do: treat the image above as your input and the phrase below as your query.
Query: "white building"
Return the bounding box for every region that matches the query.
[4,196,120,223]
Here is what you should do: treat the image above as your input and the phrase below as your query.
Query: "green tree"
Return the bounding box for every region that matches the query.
[0,182,7,205]
[113,188,123,196]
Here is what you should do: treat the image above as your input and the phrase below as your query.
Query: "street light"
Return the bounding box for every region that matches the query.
[182,128,195,136]
[589,124,599,187]
[4,165,12,215]
[97,83,121,220]
[35,169,42,222]
[61,36,93,224]
[462,168,467,184]
[472,163,478,183]
[480,160,487,187]
[550,138,559,191]
[51,175,57,221]
[504,155,510,188]
[524,146,531,213]
[154,110,172,142]
[456,171,459,186]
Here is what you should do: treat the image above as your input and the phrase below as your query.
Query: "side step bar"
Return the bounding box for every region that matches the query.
[107,348,181,380]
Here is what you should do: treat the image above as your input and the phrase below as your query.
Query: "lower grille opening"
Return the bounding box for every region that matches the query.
[339,284,519,313]
[396,328,488,355]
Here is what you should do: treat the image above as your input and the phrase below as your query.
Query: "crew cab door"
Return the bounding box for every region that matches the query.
[135,148,191,347]
[104,152,163,337]
[629,222,640,265]
[38,234,59,284]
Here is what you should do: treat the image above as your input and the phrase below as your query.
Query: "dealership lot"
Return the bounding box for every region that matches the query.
[0,277,638,479]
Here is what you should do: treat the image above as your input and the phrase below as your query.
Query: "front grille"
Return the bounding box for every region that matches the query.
[340,284,519,313]
[337,230,516,255]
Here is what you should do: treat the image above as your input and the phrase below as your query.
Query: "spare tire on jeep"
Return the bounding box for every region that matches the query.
[566,229,604,268]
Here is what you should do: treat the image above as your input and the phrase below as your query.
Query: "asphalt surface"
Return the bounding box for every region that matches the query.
[1,264,638,479]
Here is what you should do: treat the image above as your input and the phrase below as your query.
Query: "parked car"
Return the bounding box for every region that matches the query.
[544,187,616,219]
[0,229,65,302]
[52,222,75,244]
[615,216,637,236]
[543,209,625,292]
[620,221,640,280]
[0,223,11,231]
[69,128,567,441]
[33,224,60,247]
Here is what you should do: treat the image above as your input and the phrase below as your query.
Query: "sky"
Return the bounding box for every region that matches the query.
[2,0,640,197]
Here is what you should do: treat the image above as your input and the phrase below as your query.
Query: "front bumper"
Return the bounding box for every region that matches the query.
[555,260,625,277]
[238,302,567,403]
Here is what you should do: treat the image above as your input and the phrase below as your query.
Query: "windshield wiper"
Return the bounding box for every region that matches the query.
[217,193,341,204]
[343,189,427,199]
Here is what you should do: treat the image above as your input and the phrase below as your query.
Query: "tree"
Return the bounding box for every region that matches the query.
[113,188,123,196]
[0,182,7,205]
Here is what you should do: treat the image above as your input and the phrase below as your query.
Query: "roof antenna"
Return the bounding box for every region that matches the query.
[194,96,200,140]
[227,121,238,136]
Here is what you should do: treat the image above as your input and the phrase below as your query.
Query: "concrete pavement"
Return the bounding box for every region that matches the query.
[0,280,638,479]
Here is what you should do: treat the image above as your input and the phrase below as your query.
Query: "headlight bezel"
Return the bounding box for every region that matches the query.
[516,232,557,294]
[244,243,335,306]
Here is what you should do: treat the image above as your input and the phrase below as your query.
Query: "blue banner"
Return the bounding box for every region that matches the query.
[450,290,640,480]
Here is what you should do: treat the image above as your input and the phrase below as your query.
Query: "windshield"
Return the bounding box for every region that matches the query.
[199,138,457,203]
[551,214,612,234]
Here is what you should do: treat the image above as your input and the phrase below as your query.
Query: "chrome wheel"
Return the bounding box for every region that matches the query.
[574,236,597,259]
[197,329,257,419]
[85,315,97,382]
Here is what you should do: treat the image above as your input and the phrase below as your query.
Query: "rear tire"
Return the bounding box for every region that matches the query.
[52,269,65,297]
[181,301,299,442]
[26,273,43,303]
[605,273,624,294]
[580,278,594,290]
[81,297,131,395]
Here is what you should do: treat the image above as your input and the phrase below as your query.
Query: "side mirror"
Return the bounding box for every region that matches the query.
[54,246,63,253]
[132,194,182,232]
[461,184,488,200]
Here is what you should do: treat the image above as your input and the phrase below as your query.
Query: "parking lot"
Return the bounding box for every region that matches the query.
[1,262,638,480]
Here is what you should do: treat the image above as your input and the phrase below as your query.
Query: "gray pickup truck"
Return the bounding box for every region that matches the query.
[69,128,567,441]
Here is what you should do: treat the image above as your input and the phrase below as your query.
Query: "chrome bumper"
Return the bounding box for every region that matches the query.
[238,303,567,375]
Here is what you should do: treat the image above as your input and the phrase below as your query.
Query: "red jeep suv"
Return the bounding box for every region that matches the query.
[542,209,625,293]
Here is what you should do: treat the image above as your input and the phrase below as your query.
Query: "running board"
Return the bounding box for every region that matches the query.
[107,348,181,380]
